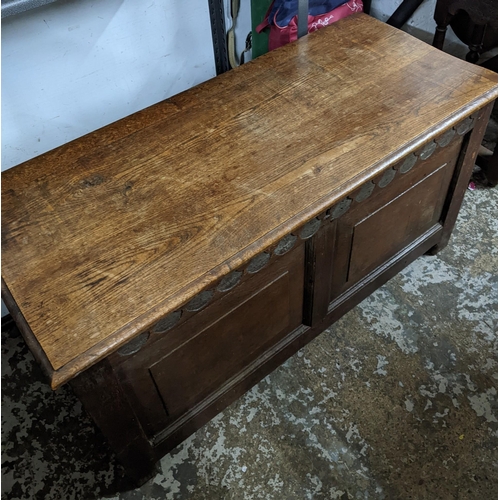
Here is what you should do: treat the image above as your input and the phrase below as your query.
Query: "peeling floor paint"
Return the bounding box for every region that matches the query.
[2,184,497,500]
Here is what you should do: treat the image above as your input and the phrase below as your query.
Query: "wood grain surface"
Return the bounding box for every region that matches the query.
[1,13,497,388]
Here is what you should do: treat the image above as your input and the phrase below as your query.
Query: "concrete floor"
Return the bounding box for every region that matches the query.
[2,183,497,500]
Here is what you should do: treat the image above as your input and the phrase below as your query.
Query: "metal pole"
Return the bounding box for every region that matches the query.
[387,0,425,28]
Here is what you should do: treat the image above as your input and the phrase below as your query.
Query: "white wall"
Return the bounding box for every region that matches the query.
[2,0,219,317]
[2,0,217,171]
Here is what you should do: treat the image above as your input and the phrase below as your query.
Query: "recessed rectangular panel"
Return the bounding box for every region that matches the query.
[347,164,448,284]
[150,273,292,420]
[115,244,304,438]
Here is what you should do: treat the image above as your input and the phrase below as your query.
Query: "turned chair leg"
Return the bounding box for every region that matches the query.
[476,143,498,187]
[432,3,452,51]
[433,23,448,50]
[466,24,487,64]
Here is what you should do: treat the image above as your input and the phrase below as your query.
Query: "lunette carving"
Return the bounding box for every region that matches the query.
[328,197,352,219]
[152,310,182,334]
[117,332,150,357]
[398,153,417,174]
[378,167,396,188]
[274,234,298,255]
[436,128,455,148]
[186,290,214,312]
[419,141,437,160]
[355,181,375,202]
[217,271,243,292]
[247,252,271,273]
[299,218,322,239]
[455,116,474,135]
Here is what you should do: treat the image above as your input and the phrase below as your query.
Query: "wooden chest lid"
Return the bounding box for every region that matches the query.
[2,13,497,388]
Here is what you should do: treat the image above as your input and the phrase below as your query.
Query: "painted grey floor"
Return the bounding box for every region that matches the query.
[2,183,497,500]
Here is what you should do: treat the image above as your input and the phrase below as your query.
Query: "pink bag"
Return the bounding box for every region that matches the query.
[256,0,364,52]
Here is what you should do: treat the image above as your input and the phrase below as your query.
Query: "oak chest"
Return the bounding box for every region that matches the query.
[2,13,497,481]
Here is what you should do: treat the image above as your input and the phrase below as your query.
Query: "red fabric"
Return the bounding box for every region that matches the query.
[257,0,364,52]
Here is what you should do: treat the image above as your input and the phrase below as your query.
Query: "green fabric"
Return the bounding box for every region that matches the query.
[251,0,270,59]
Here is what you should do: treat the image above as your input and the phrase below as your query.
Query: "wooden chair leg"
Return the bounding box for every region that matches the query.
[433,23,449,50]
[476,143,498,186]
[432,3,452,51]
[466,24,487,64]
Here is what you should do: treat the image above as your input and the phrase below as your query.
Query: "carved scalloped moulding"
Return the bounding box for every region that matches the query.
[118,118,474,356]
